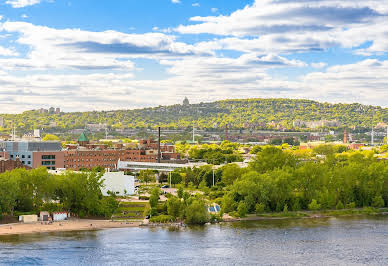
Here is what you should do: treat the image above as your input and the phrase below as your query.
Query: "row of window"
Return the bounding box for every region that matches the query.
[10,154,31,159]
[42,155,56,160]
[42,161,56,165]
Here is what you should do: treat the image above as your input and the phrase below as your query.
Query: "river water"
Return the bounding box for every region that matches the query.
[0,216,387,265]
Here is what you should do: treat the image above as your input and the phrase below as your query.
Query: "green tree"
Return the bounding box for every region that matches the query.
[149,188,160,209]
[138,170,156,185]
[42,134,60,141]
[167,197,182,218]
[185,200,209,224]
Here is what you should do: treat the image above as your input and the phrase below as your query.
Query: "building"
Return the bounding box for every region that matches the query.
[101,172,135,196]
[183,97,190,106]
[55,108,61,114]
[2,141,62,169]
[0,158,31,173]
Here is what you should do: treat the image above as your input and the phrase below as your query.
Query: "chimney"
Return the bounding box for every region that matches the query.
[158,127,161,163]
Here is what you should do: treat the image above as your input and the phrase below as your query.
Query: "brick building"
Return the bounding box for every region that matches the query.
[0,158,31,173]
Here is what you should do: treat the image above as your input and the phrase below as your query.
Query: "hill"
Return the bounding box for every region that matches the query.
[0,98,387,135]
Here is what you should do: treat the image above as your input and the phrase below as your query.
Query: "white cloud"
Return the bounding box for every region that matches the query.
[0,46,18,56]
[5,0,42,8]
[211,8,218,13]
[0,21,210,72]
[176,0,388,54]
[311,62,327,68]
[0,15,3,21]
[171,0,181,3]
[21,14,28,18]
[192,3,199,7]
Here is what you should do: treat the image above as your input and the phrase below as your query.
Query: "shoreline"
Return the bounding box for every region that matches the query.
[1,209,387,236]
[0,219,141,236]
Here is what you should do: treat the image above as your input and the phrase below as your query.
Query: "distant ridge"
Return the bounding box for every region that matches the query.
[0,98,387,133]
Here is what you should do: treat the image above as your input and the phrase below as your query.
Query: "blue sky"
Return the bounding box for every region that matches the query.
[0,0,387,112]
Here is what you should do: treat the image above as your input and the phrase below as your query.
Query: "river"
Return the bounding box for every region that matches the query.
[0,216,387,265]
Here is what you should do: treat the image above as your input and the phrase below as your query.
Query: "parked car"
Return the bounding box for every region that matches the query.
[161,185,169,188]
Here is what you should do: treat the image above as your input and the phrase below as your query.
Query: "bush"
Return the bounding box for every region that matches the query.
[209,214,223,223]
[372,195,385,208]
[308,199,321,211]
[336,201,344,210]
[185,200,209,225]
[255,203,265,214]
[237,202,248,217]
[150,215,175,223]
[283,204,288,213]
[346,202,356,209]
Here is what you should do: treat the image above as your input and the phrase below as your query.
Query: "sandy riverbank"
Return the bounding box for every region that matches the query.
[0,219,141,236]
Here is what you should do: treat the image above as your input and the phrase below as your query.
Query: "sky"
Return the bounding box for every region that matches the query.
[0,0,387,113]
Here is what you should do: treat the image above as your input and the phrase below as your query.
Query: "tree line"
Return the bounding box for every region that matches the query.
[0,168,118,220]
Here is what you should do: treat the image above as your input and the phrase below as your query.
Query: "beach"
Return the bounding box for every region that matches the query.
[0,219,141,236]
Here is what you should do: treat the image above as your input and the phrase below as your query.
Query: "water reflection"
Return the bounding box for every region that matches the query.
[0,217,386,265]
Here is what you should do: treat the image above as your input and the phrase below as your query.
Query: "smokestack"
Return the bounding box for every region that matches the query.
[158,127,161,163]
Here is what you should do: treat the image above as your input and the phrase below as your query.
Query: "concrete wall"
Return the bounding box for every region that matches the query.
[101,172,135,196]
[21,215,38,223]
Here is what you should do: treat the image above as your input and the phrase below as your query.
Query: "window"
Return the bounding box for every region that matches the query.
[28,155,31,158]
[42,155,56,160]
[22,155,25,158]
[10,155,13,159]
[28,161,31,164]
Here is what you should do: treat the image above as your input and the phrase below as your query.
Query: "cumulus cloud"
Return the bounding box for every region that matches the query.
[5,0,42,8]
[171,0,181,3]
[192,3,199,7]
[0,21,210,72]
[176,0,388,54]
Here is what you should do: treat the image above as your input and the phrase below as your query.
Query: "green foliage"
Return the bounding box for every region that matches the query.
[166,197,182,218]
[222,163,244,186]
[255,203,265,214]
[149,215,175,223]
[177,187,184,198]
[0,168,117,218]
[184,200,210,225]
[149,188,160,208]
[336,201,344,210]
[237,202,248,217]
[372,195,385,208]
[308,199,321,211]
[138,170,156,184]
[42,134,60,141]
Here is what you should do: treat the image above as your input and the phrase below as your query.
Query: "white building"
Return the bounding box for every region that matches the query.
[101,171,135,196]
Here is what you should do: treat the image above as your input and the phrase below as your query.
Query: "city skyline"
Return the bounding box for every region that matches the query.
[0,0,388,113]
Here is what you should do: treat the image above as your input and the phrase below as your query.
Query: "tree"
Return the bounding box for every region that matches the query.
[138,170,156,185]
[42,134,60,141]
[167,197,182,218]
[177,187,184,198]
[185,200,209,224]
[237,202,248,217]
[222,163,243,186]
[149,188,160,209]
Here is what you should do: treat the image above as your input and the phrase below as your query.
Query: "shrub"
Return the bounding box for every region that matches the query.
[308,199,321,211]
[149,215,175,223]
[336,201,344,210]
[283,204,288,213]
[372,195,385,208]
[237,202,248,217]
[255,203,265,214]
[185,200,209,225]
[346,202,356,209]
